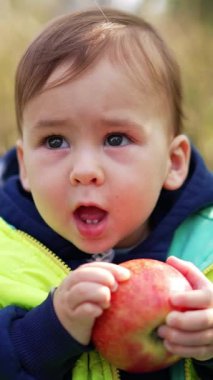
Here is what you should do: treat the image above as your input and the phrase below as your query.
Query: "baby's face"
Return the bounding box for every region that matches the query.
[17,57,180,253]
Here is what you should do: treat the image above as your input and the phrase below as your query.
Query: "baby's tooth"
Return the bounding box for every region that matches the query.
[85,219,99,224]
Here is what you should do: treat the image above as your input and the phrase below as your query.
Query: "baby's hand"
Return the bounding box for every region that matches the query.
[158,256,213,361]
[53,262,130,345]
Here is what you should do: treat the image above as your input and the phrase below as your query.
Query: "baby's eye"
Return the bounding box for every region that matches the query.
[105,134,131,147]
[45,136,69,149]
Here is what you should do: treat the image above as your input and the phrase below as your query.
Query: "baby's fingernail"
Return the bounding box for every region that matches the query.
[111,282,118,292]
[166,311,179,326]
[157,326,166,338]
[119,268,131,280]
[164,340,173,353]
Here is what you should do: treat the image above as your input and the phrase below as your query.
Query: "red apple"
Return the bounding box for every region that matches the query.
[92,258,191,373]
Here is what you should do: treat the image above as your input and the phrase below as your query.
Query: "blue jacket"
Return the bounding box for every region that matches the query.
[0,146,212,380]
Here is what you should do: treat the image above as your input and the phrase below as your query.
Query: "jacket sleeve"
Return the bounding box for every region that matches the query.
[0,293,91,380]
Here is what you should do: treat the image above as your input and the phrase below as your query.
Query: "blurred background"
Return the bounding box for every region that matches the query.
[0,0,212,169]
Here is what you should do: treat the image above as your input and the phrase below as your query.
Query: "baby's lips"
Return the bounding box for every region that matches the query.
[74,205,107,222]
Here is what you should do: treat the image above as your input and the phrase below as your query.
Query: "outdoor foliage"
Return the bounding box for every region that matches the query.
[0,0,212,168]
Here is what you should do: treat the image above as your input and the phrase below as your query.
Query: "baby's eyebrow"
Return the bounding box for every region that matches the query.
[32,118,71,129]
[100,116,142,130]
[30,116,143,133]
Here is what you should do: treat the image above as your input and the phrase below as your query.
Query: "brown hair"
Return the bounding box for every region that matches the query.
[15,7,183,134]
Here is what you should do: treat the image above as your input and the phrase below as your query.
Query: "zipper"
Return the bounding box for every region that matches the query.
[184,359,193,380]
[99,353,120,380]
[184,262,213,380]
[113,367,121,380]
[16,229,121,380]
[16,228,70,275]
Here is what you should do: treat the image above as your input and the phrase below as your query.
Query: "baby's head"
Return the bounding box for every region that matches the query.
[15,8,190,252]
[15,7,183,136]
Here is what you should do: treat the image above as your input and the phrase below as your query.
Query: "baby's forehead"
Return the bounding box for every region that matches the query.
[44,31,169,97]
[40,56,172,135]
[43,53,168,108]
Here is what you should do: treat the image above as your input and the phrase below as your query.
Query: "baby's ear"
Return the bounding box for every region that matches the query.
[16,139,31,192]
[163,135,191,191]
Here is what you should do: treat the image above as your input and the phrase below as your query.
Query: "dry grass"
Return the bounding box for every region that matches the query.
[0,8,44,153]
[154,13,213,169]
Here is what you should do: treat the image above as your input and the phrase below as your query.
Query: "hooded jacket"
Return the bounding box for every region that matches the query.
[0,146,212,380]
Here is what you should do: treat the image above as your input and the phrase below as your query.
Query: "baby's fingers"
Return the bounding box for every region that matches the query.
[158,324,213,360]
[170,288,213,309]
[60,262,131,294]
[166,256,211,290]
[66,302,104,345]
[69,282,111,310]
[166,308,213,331]
[163,341,213,361]
[80,262,131,282]
[158,325,213,346]
[65,266,118,292]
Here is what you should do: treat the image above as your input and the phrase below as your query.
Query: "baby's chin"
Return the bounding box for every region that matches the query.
[74,241,116,257]
[78,245,114,255]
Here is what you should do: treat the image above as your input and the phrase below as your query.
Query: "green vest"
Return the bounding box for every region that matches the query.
[0,206,212,380]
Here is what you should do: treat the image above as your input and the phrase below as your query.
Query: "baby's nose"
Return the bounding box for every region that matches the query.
[69,159,104,186]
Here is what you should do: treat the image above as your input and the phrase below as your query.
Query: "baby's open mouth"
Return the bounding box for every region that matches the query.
[74,205,107,225]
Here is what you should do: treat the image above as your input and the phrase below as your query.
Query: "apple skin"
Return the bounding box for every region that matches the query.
[92,258,192,373]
